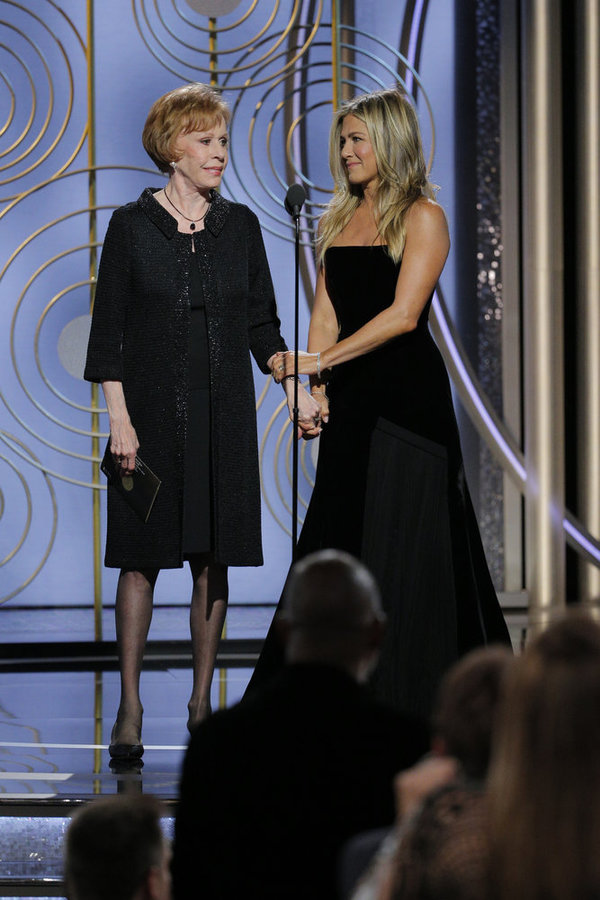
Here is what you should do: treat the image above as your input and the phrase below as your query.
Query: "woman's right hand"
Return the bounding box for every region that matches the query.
[101,381,139,475]
[109,420,139,475]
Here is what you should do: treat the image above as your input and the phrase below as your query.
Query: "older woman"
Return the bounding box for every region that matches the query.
[85,83,319,759]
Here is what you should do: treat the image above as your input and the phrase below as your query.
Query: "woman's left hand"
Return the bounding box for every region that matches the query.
[394,755,458,822]
[272,350,320,383]
[283,381,323,439]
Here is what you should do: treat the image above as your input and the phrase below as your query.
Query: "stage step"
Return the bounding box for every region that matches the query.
[0,800,175,899]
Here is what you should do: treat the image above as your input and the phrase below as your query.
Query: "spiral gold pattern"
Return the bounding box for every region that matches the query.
[131,0,323,88]
[1,0,594,617]
[0,432,57,604]
[0,0,87,202]
[0,166,157,489]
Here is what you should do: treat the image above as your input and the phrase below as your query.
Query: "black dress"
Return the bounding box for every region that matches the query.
[249,245,511,718]
[182,247,212,555]
[84,190,286,569]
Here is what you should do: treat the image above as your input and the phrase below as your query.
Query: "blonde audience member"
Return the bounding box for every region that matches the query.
[350,645,511,900]
[378,612,600,899]
[488,612,600,900]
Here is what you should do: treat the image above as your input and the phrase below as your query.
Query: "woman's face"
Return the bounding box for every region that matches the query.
[173,117,228,191]
[339,114,378,191]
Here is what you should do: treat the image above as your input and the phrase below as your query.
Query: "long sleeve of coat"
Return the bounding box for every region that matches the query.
[245,208,286,372]
[84,209,131,383]
[80,188,285,569]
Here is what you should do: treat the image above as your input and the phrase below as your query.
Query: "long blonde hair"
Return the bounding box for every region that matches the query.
[317,88,436,264]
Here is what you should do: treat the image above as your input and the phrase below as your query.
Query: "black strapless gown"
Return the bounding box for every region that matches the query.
[249,245,511,718]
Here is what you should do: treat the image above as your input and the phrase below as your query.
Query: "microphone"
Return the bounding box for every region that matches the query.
[284,183,306,219]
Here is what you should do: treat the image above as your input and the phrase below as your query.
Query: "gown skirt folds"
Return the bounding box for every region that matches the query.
[249,245,511,718]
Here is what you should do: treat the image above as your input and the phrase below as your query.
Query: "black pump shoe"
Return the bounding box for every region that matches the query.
[109,741,144,760]
[109,715,143,760]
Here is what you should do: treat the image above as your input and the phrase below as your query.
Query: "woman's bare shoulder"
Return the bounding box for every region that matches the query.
[406,196,448,228]
[404,198,450,254]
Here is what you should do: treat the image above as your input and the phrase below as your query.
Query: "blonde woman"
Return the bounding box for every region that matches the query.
[487,612,600,900]
[381,613,600,900]
[252,88,510,716]
[85,83,319,759]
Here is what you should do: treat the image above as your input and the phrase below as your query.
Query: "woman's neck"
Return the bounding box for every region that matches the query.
[360,185,377,209]
[165,175,211,219]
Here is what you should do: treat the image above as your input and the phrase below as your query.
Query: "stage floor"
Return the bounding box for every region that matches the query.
[0,605,269,802]
[0,600,525,897]
[0,599,526,801]
[0,605,265,897]
[0,666,253,801]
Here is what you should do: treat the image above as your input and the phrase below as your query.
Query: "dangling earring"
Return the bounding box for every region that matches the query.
[170,161,176,170]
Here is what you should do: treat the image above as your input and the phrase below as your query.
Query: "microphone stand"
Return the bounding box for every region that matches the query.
[284,183,306,559]
[291,209,300,559]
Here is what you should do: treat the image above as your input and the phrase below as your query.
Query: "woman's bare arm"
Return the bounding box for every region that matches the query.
[101,380,139,474]
[273,200,450,379]
[305,266,339,423]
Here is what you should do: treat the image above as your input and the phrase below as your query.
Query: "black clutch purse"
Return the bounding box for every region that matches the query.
[101,440,161,524]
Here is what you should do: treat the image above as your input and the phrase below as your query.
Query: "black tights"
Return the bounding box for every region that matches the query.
[111,554,228,743]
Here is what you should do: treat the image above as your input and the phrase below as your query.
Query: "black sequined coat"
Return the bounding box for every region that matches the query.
[84,188,286,569]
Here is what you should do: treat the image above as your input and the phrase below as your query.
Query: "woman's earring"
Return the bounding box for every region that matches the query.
[170,161,176,169]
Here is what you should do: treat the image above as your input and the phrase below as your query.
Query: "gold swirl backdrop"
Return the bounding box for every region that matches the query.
[0,0,436,616]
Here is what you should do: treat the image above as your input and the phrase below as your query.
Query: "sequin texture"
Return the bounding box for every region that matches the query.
[84,188,286,568]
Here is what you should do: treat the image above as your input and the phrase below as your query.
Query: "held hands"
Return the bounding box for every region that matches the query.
[271,350,323,383]
[310,390,329,427]
[283,380,323,439]
[109,420,140,475]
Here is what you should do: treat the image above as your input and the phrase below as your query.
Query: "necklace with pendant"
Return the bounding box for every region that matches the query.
[164,188,210,252]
